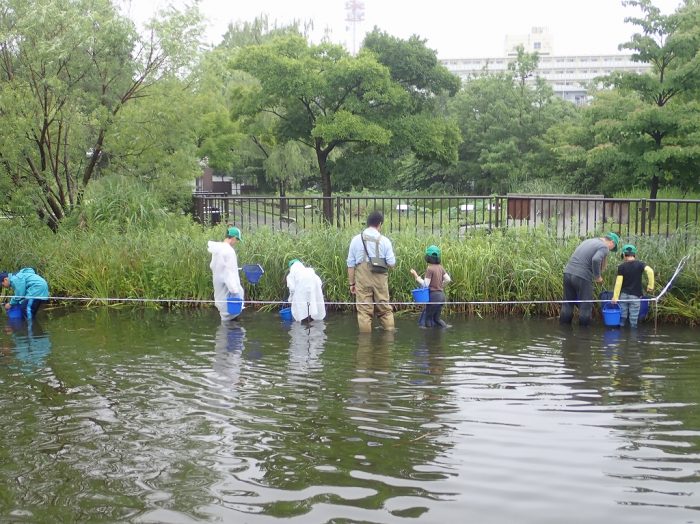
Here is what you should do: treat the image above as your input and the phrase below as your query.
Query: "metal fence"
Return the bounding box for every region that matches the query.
[192,194,700,239]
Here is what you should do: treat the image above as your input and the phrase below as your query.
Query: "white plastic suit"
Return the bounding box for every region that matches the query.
[286,261,326,322]
[208,240,245,321]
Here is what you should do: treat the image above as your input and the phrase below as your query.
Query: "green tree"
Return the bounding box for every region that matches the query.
[448,50,576,194]
[601,0,700,212]
[232,32,460,221]
[0,0,202,230]
[333,29,461,192]
[263,141,316,212]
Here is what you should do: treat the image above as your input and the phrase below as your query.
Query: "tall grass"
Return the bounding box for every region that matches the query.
[0,217,697,323]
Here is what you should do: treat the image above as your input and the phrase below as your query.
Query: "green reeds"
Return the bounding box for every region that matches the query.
[0,218,697,323]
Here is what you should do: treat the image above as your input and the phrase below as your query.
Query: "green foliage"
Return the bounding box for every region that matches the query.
[448,58,577,194]
[0,217,697,324]
[0,0,203,231]
[362,29,461,109]
[263,141,316,194]
[588,0,700,199]
[66,175,168,231]
[230,32,461,213]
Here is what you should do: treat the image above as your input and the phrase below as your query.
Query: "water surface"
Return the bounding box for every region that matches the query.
[0,310,698,523]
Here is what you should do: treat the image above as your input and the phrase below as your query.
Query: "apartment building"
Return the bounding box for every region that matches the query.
[440,27,650,104]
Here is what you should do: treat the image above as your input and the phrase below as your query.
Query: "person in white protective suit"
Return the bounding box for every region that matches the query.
[207,226,245,321]
[286,259,326,322]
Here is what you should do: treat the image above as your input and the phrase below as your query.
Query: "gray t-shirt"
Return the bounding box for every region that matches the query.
[564,238,610,281]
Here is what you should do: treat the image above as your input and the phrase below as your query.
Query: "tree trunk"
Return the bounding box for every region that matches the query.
[316,148,333,225]
[279,181,288,214]
[648,172,660,222]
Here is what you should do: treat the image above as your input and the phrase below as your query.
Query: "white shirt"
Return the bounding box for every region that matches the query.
[346,227,396,267]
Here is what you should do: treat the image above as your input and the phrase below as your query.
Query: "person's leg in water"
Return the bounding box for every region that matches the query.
[426,290,449,328]
[418,306,429,327]
[575,276,594,326]
[625,293,641,328]
[560,273,577,325]
[618,294,630,327]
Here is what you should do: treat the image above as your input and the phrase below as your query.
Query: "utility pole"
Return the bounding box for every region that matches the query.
[345,0,365,55]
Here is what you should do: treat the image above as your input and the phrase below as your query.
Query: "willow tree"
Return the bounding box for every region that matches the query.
[0,0,202,230]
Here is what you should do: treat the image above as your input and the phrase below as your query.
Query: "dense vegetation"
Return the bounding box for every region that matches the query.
[0,194,697,323]
[0,0,698,322]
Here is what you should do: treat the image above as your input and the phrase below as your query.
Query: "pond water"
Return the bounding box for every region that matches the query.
[0,309,699,523]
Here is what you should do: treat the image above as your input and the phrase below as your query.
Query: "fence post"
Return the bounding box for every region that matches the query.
[495,196,501,228]
[640,199,647,235]
[336,197,341,229]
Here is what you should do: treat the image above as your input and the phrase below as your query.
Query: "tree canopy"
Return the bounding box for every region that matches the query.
[597,0,700,202]
[0,0,203,230]
[231,31,461,221]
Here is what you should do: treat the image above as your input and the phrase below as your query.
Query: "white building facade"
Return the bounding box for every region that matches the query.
[440,27,651,105]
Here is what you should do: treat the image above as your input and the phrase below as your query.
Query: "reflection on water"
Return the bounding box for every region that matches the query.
[2,319,51,373]
[0,310,699,523]
[288,320,326,374]
[213,322,246,389]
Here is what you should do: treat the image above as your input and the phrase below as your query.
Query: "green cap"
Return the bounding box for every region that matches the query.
[621,244,637,256]
[227,226,242,241]
[425,245,441,258]
[288,259,300,268]
[605,232,619,252]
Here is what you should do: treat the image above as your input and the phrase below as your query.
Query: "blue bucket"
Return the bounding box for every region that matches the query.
[6,304,23,320]
[243,264,264,284]
[226,296,243,316]
[602,303,621,327]
[411,288,429,303]
[279,307,293,322]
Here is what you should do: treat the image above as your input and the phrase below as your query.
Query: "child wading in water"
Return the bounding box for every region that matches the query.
[410,245,451,328]
[611,244,655,328]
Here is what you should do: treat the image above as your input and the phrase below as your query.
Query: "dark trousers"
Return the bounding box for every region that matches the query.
[559,273,593,326]
[418,290,447,327]
[19,298,46,320]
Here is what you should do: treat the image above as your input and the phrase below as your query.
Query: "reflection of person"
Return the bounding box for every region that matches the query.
[0,268,49,320]
[355,330,394,375]
[347,211,396,332]
[559,232,619,326]
[213,323,246,389]
[410,245,452,328]
[560,325,646,400]
[4,319,51,372]
[611,244,654,328]
[288,321,326,374]
[207,226,245,321]
[411,329,447,399]
[286,259,326,322]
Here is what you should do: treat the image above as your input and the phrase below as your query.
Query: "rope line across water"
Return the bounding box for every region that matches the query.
[1,256,689,309]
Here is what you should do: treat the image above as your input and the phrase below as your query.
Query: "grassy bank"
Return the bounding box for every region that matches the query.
[0,217,698,324]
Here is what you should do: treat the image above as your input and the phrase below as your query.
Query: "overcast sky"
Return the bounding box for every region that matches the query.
[125,0,684,58]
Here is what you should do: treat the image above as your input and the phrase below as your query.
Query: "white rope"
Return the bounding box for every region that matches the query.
[654,254,690,301]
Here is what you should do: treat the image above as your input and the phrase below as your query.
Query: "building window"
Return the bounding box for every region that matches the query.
[534,42,541,49]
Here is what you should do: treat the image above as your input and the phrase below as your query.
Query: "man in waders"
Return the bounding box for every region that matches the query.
[346,211,396,332]
[560,232,619,326]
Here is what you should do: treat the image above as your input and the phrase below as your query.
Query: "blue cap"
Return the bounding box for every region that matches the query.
[0,272,7,282]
